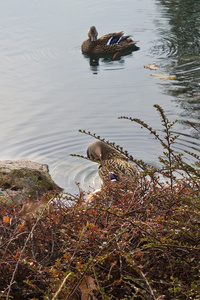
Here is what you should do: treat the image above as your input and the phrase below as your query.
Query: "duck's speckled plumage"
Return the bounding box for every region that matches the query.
[87,141,137,185]
[82,26,138,54]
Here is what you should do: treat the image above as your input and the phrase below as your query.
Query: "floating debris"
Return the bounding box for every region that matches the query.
[144,64,159,70]
[151,73,176,80]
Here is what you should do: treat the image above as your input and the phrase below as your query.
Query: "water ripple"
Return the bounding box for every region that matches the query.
[150,38,178,58]
[1,128,102,193]
[21,48,62,64]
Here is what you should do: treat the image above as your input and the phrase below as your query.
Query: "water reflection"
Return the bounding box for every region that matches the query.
[153,0,200,57]
[82,46,140,74]
[152,0,200,131]
[160,0,200,57]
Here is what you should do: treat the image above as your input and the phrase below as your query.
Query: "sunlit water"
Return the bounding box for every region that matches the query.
[0,0,199,194]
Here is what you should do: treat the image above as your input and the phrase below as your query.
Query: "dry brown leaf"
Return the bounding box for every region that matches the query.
[3,216,10,223]
[79,275,98,300]
[19,195,50,221]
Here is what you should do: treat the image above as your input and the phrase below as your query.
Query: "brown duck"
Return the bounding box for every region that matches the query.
[82,26,138,54]
[87,141,137,185]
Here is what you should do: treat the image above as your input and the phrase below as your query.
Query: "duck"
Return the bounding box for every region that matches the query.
[87,141,137,185]
[81,26,138,54]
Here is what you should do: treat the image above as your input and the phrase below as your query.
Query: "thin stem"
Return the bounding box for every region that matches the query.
[139,270,156,300]
[6,197,54,300]
[52,272,72,300]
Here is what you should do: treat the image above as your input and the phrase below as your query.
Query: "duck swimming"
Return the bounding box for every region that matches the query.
[87,141,137,185]
[82,26,138,54]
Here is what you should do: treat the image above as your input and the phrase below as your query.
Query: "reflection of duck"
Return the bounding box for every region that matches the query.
[82,26,138,54]
[87,141,137,185]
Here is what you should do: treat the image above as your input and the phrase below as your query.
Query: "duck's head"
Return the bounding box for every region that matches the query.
[87,141,127,161]
[88,26,98,42]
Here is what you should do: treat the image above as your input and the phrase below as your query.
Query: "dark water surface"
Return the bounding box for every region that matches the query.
[0,0,199,193]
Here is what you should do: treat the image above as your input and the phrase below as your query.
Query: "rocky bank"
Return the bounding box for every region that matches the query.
[0,160,63,203]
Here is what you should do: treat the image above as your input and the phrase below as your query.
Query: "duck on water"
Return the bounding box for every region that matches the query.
[81,26,138,54]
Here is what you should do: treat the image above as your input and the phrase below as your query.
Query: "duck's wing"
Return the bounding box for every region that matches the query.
[107,158,137,177]
[92,39,138,53]
[98,158,137,184]
[98,31,124,45]
[98,165,115,184]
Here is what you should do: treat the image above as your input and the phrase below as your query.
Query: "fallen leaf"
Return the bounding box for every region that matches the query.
[3,216,10,223]
[19,194,50,221]
[79,275,98,300]
[12,251,21,258]
[151,73,176,80]
[144,64,159,70]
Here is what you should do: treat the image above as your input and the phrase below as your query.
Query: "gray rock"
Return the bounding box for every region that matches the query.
[0,160,63,203]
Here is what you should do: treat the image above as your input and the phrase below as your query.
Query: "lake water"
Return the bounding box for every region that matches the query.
[0,0,199,194]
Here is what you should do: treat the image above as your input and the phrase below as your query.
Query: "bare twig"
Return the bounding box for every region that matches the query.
[139,270,156,300]
[6,197,54,300]
[52,272,72,300]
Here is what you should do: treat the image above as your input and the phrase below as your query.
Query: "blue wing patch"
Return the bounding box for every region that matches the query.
[109,172,117,181]
[106,36,122,45]
[110,37,120,44]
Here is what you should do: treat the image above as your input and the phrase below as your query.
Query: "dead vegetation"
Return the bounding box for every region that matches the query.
[0,178,199,300]
[0,105,199,299]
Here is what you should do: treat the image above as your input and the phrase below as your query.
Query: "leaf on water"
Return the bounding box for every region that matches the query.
[151,73,176,80]
[144,64,159,70]
[79,275,98,300]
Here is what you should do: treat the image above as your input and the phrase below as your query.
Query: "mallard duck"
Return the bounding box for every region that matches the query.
[82,26,138,54]
[87,141,137,185]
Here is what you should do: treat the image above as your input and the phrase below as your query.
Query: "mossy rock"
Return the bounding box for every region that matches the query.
[0,160,63,203]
